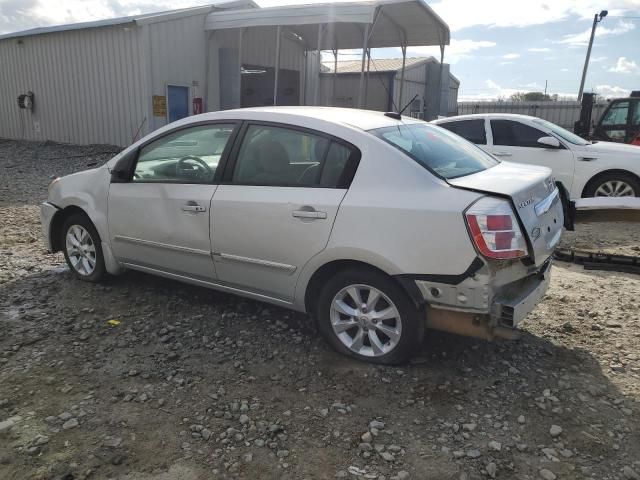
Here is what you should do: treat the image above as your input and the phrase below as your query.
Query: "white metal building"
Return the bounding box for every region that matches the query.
[0,0,451,146]
[318,57,459,119]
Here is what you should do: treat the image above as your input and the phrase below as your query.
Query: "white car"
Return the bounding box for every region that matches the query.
[433,113,640,199]
[41,107,565,364]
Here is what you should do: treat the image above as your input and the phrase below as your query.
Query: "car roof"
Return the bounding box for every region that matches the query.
[433,113,539,123]
[177,106,423,131]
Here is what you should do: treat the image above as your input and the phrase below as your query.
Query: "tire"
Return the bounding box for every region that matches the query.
[583,172,640,198]
[61,213,106,282]
[316,268,424,365]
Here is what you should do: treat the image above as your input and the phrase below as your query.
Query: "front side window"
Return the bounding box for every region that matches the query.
[133,124,235,183]
[438,119,487,145]
[232,125,358,187]
[370,123,498,179]
[490,120,547,148]
[602,101,630,126]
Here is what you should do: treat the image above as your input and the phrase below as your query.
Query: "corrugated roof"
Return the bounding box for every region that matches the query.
[322,57,435,73]
[0,1,258,41]
[206,0,450,50]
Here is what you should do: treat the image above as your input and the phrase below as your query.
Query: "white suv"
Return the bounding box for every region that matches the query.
[41,107,565,364]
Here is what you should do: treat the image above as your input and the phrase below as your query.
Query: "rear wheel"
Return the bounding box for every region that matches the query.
[61,214,106,282]
[583,172,639,198]
[316,268,424,364]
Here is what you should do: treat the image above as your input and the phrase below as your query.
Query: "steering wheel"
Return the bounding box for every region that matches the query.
[177,155,212,178]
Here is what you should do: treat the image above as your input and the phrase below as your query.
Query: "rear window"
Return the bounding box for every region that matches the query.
[370,123,498,179]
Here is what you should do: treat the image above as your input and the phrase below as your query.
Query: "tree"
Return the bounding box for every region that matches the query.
[509,91,552,102]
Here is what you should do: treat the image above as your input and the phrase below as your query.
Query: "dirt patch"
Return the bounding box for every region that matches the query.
[1,139,639,480]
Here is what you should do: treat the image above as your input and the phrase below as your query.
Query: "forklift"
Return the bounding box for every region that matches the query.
[575,91,640,145]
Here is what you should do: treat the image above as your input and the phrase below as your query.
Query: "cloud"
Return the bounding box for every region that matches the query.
[426,0,640,31]
[557,20,635,46]
[408,39,496,65]
[593,84,631,98]
[503,53,520,60]
[609,57,640,74]
[590,56,607,63]
[528,47,551,52]
[0,0,205,34]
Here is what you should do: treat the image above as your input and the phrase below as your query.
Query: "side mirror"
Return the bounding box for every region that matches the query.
[537,136,561,148]
[109,148,138,183]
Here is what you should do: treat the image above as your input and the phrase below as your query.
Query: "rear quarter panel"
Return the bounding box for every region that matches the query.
[294,136,483,309]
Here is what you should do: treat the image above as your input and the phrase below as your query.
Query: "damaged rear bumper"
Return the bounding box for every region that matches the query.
[404,258,552,340]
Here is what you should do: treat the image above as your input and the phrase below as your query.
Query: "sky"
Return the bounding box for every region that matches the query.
[1,0,639,100]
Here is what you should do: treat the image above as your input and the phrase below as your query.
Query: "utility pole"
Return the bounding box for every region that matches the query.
[544,80,547,96]
[578,10,607,101]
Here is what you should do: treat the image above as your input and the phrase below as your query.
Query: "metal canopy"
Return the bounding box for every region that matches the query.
[205,0,450,50]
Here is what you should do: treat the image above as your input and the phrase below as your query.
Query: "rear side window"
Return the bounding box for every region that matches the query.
[438,119,487,145]
[232,124,359,188]
[370,123,498,179]
[490,120,547,148]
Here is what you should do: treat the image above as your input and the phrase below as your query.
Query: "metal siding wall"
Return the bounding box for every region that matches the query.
[318,73,389,110]
[393,63,427,116]
[456,101,609,131]
[0,25,146,146]
[147,14,209,131]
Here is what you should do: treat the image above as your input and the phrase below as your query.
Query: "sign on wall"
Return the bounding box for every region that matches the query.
[152,95,167,117]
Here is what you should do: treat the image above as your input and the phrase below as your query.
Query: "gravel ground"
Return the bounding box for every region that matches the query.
[1,138,639,480]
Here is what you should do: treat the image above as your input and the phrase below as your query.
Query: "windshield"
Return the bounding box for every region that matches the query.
[370,123,498,179]
[532,118,590,145]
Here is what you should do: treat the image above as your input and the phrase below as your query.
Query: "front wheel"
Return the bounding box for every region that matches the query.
[316,268,424,365]
[583,173,640,198]
[61,213,106,282]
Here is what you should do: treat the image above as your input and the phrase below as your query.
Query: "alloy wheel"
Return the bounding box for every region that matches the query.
[65,225,96,276]
[329,284,402,357]
[594,180,635,197]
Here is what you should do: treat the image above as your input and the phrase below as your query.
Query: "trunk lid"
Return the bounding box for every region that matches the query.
[448,161,564,266]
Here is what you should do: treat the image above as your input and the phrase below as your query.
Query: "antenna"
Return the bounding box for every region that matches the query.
[399,94,419,115]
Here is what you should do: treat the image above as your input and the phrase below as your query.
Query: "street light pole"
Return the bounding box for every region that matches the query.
[578,10,607,101]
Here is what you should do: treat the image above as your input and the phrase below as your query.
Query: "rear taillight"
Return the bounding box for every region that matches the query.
[631,133,640,146]
[465,197,528,260]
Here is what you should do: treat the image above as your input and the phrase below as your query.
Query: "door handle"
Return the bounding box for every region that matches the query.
[292,210,327,219]
[493,152,512,157]
[182,203,207,213]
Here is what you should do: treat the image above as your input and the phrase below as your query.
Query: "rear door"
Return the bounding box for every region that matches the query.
[210,122,360,301]
[487,119,575,192]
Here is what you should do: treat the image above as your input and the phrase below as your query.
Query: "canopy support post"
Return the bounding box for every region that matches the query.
[357,23,370,108]
[364,48,372,109]
[438,42,445,117]
[238,28,244,109]
[273,25,281,106]
[313,24,324,106]
[398,44,407,112]
[332,48,338,106]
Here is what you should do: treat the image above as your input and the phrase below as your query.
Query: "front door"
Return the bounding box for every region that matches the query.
[108,123,238,280]
[211,123,359,301]
[487,119,575,192]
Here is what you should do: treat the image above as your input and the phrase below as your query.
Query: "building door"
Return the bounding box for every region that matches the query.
[167,85,189,123]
